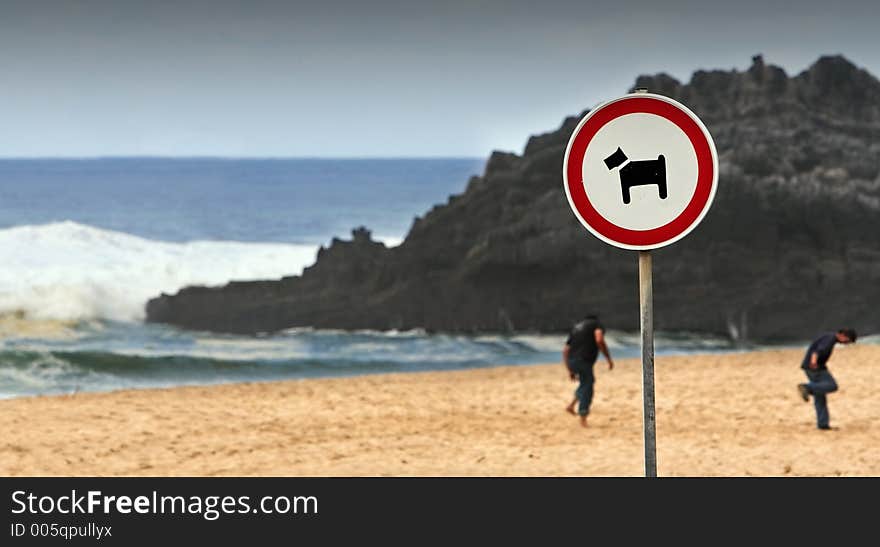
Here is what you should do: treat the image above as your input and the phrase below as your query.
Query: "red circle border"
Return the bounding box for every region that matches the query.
[564,96,716,248]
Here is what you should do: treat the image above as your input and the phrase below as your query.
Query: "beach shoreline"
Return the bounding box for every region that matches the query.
[1,345,877,477]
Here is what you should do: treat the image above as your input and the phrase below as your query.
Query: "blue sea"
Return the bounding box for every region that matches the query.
[0,158,739,398]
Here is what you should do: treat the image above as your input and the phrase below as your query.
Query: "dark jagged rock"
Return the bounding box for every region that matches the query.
[147,55,880,342]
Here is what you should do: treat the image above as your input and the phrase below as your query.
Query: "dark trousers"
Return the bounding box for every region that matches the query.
[573,366,595,417]
[805,369,838,429]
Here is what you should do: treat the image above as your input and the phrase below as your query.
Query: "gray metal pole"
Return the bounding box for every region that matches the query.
[639,250,658,477]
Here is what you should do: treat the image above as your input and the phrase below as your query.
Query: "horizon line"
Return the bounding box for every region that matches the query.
[0,155,490,161]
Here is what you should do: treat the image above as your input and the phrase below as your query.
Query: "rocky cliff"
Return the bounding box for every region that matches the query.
[146,55,880,342]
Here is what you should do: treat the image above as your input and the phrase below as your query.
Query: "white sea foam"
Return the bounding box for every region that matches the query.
[0,221,320,322]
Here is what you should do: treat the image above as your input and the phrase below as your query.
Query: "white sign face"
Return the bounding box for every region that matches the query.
[563,93,718,250]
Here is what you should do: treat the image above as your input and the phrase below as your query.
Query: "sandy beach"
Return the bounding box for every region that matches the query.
[1,345,877,477]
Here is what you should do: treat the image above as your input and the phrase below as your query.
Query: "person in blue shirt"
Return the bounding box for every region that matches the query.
[797,328,857,430]
[563,315,615,427]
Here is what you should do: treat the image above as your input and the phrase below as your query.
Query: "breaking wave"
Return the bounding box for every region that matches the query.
[0,221,321,322]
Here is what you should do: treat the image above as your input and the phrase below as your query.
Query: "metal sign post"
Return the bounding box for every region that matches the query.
[639,251,657,477]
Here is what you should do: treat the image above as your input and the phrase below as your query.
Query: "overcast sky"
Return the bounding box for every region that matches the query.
[2,0,878,157]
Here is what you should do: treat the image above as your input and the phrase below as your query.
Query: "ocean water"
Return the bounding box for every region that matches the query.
[0,158,739,398]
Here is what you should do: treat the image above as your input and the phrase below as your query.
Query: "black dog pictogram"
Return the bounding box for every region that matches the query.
[603,147,667,204]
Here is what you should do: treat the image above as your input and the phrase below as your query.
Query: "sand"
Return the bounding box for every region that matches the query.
[1,345,877,476]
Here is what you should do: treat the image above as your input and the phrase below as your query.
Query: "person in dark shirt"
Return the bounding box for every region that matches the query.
[797,328,857,430]
[563,314,615,427]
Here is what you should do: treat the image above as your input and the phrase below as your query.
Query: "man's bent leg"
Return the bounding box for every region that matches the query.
[806,370,838,395]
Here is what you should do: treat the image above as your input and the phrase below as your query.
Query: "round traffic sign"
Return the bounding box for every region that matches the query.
[563,93,718,250]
